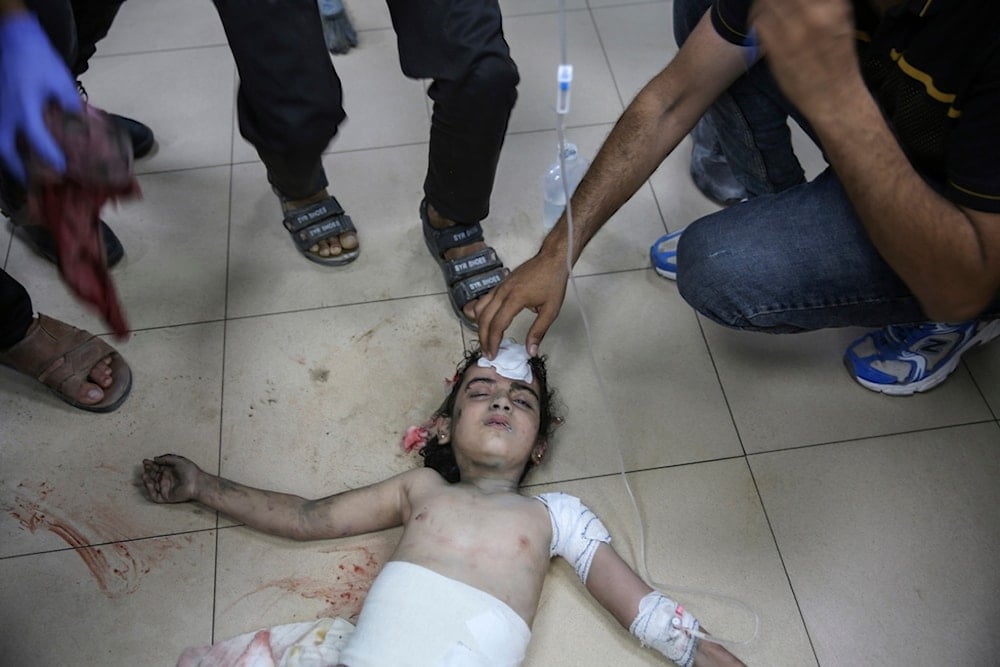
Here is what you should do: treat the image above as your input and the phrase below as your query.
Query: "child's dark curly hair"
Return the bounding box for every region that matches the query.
[420,347,559,484]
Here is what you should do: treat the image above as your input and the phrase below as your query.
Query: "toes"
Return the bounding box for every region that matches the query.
[79,379,106,405]
[89,356,114,388]
[307,233,357,259]
[340,232,359,251]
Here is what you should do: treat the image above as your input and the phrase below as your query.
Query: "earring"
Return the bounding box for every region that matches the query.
[439,433,447,441]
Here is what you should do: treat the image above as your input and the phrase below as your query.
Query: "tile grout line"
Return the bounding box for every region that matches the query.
[206,64,243,646]
[690,313,825,661]
[742,458,823,665]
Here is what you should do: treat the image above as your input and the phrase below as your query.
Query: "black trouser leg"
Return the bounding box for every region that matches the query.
[388,0,518,224]
[212,0,345,200]
[68,0,125,76]
[0,270,34,350]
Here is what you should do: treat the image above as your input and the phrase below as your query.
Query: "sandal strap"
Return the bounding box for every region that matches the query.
[425,220,485,255]
[450,267,507,311]
[282,197,356,250]
[442,247,503,286]
[0,314,114,396]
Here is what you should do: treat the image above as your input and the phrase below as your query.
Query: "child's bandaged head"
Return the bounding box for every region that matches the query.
[405,341,560,484]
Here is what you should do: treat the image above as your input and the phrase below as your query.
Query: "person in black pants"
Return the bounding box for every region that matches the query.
[215,0,519,327]
[0,0,136,412]
[2,0,154,265]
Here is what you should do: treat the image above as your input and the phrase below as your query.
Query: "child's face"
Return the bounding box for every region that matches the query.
[446,365,544,470]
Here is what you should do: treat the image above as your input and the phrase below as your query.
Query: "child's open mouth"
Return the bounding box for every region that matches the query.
[485,416,512,431]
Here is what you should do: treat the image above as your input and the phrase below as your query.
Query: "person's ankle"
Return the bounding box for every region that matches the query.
[426,202,455,230]
[279,188,328,210]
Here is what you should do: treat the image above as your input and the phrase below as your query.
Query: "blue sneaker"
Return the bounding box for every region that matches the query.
[844,320,1000,395]
[650,227,685,280]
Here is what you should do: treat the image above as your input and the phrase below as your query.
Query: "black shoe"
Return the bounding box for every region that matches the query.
[5,205,125,268]
[111,114,155,159]
[77,81,155,159]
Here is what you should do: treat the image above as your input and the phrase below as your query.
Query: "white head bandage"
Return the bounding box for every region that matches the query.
[477,338,533,384]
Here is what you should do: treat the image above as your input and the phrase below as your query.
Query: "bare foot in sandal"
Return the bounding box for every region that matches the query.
[0,314,132,412]
[421,200,507,328]
[280,189,360,265]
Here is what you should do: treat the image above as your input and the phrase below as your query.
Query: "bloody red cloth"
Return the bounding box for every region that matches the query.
[25,103,140,339]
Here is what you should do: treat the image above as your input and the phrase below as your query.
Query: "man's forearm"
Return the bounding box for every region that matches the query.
[810,77,999,320]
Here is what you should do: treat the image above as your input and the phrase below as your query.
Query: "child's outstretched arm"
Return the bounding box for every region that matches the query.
[586,544,745,667]
[141,454,415,541]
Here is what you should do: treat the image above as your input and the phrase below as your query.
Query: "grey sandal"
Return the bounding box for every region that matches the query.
[281,195,359,266]
[421,199,506,329]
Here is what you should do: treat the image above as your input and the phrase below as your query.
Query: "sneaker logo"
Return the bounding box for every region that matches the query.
[918,337,951,355]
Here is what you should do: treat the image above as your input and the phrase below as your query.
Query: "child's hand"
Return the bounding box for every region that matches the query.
[141,454,203,503]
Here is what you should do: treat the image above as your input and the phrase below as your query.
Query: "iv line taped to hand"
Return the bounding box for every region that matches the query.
[552,0,760,649]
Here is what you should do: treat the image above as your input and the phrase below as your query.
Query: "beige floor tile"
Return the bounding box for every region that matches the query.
[80,46,236,175]
[593,1,678,105]
[225,147,444,318]
[220,299,464,495]
[5,166,230,334]
[701,320,995,453]
[501,0,589,17]
[518,271,742,483]
[339,1,393,31]
[212,527,397,641]
[97,0,228,55]
[1,323,225,557]
[524,462,815,666]
[504,11,625,134]
[965,339,1000,416]
[0,532,216,667]
[590,0,669,8]
[750,423,1000,665]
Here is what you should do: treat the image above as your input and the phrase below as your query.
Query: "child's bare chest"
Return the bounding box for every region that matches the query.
[392,490,552,620]
[406,493,548,562]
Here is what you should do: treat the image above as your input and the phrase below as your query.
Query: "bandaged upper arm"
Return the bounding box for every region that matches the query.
[535,492,611,585]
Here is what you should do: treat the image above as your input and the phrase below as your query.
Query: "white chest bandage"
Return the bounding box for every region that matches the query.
[629,591,700,667]
[535,492,611,584]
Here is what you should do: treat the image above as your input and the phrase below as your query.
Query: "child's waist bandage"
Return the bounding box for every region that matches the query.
[340,560,531,666]
[535,492,611,584]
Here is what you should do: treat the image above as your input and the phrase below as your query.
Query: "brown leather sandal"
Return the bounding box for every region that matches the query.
[0,314,132,413]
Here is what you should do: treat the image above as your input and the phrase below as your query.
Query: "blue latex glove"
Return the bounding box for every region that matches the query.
[0,11,82,183]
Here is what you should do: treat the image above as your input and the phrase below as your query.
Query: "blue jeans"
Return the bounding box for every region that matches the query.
[671,0,1000,332]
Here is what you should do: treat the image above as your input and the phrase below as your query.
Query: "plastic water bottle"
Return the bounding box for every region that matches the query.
[542,143,590,231]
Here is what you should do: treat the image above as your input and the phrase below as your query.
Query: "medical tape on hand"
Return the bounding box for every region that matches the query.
[536,492,611,585]
[629,591,700,667]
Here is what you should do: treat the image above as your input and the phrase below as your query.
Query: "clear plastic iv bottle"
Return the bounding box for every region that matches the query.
[542,143,590,231]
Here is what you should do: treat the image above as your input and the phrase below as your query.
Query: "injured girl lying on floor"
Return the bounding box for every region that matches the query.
[140,340,744,667]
